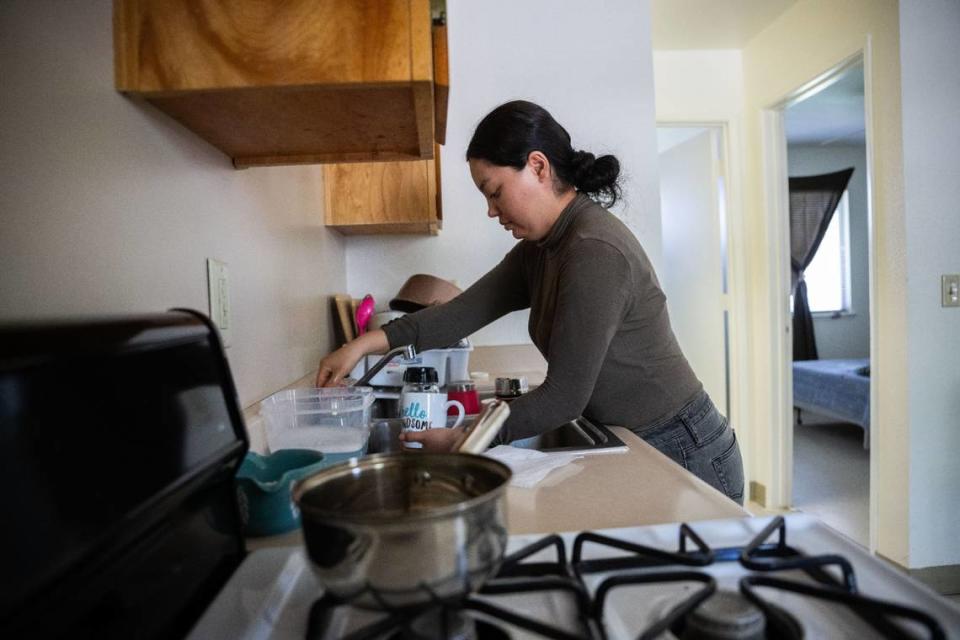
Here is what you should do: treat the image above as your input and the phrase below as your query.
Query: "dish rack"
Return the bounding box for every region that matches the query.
[349,340,472,387]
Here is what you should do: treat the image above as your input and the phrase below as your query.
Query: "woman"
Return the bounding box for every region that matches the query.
[316,100,745,504]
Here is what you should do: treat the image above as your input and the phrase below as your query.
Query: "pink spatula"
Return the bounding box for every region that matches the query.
[355,294,375,336]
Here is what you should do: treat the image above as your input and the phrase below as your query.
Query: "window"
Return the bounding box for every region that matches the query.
[803,191,851,314]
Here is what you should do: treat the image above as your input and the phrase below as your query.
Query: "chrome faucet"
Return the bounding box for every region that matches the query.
[352,344,416,387]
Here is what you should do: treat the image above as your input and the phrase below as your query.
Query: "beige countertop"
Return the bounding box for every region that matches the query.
[433,344,748,530]
[466,344,547,394]
[246,426,746,550]
[503,426,747,534]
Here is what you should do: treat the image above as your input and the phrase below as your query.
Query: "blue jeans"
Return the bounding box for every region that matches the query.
[631,390,745,504]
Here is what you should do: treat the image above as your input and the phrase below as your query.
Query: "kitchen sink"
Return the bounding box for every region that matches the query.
[366,393,627,455]
[370,393,401,420]
[510,416,627,454]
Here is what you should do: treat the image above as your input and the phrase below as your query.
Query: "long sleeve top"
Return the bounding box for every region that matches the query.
[382,193,703,442]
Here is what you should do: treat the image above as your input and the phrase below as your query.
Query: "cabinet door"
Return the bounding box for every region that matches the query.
[114,0,437,166]
[433,23,449,144]
[324,150,441,235]
[115,0,414,90]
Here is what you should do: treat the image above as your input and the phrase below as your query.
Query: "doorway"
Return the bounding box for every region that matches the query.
[765,54,876,548]
[656,125,731,419]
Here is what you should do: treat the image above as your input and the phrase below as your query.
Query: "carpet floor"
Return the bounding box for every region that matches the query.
[793,413,870,547]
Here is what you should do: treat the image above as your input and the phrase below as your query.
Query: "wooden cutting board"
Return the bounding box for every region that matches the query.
[349,298,360,334]
[332,294,355,344]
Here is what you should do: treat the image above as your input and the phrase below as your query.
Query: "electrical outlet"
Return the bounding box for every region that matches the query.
[942,274,960,308]
[206,258,231,346]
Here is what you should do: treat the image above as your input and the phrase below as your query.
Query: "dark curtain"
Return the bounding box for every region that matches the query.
[789,167,854,361]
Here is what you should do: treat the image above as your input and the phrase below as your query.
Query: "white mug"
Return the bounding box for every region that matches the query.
[400,392,465,449]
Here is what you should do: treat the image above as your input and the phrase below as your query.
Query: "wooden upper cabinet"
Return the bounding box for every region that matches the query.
[324,145,442,236]
[432,23,448,144]
[114,0,439,167]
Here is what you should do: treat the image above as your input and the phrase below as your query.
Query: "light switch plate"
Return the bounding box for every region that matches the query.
[942,274,960,308]
[206,258,231,346]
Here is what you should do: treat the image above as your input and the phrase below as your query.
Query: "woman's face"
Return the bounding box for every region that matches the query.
[468,155,556,241]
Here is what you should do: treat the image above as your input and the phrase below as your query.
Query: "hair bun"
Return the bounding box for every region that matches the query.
[572,150,596,178]
[572,152,621,207]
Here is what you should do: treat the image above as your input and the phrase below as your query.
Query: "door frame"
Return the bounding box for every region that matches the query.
[761,42,880,551]
[656,121,751,487]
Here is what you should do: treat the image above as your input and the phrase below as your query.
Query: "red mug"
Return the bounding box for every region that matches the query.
[446,380,481,415]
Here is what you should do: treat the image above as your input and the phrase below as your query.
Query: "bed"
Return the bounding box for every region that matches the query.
[792,358,871,448]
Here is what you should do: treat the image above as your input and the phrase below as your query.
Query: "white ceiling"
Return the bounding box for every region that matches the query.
[651,0,798,49]
[651,0,865,147]
[785,63,866,146]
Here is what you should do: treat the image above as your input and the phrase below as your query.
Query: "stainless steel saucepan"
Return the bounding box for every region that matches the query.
[292,400,511,610]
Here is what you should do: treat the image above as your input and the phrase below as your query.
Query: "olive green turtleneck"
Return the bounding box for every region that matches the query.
[383,193,703,441]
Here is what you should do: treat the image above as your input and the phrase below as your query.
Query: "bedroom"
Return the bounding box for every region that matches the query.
[784,61,871,546]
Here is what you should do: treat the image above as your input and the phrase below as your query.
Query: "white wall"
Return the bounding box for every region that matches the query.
[658,129,728,415]
[899,0,960,569]
[345,0,661,346]
[0,2,346,407]
[787,144,870,359]
[651,49,750,478]
[653,50,744,122]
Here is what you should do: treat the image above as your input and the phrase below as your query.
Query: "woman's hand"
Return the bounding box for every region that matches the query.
[315,343,363,387]
[400,426,465,453]
[315,329,390,387]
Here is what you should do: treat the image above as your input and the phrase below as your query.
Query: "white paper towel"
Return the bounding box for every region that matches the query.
[483,445,583,488]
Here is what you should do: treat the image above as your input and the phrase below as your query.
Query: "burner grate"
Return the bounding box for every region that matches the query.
[571,522,714,577]
[306,534,597,640]
[477,532,596,638]
[576,516,948,640]
[306,517,949,640]
[738,516,947,639]
[740,514,858,591]
[594,571,716,640]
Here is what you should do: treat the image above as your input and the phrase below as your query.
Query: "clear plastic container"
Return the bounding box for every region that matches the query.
[260,387,374,454]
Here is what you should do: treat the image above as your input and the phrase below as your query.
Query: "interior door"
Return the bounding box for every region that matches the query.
[657,127,730,416]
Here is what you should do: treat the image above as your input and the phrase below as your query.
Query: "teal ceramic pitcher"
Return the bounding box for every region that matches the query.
[235,449,330,536]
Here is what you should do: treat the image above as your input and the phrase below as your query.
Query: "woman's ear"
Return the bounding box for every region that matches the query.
[526,151,551,183]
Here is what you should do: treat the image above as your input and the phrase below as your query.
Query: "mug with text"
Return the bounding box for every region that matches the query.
[400,392,465,449]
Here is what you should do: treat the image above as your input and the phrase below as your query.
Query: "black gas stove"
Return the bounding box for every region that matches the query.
[5,312,957,640]
[295,515,954,640]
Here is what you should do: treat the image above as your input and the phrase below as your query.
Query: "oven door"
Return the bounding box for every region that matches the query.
[0,310,249,639]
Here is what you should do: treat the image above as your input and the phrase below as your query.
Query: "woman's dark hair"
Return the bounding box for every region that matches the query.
[466,100,622,208]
